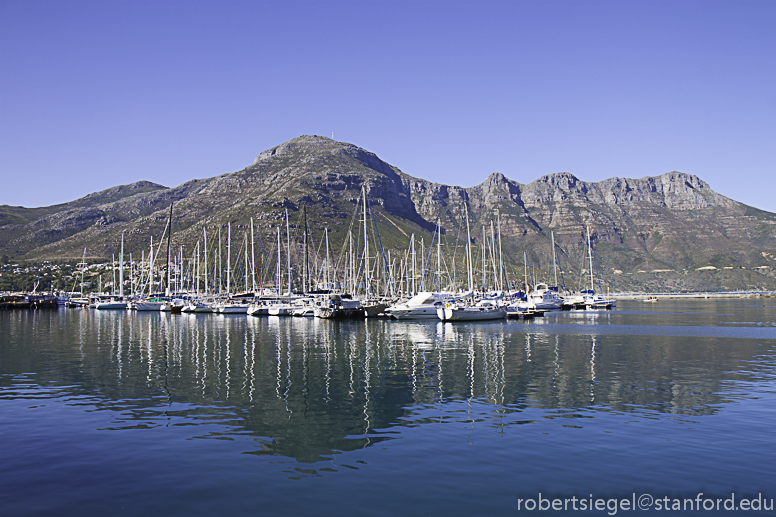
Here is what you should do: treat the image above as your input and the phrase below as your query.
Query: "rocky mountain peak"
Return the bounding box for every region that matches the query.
[253,135,335,164]
[532,172,580,189]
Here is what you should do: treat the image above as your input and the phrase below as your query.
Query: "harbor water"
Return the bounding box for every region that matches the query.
[1,299,775,515]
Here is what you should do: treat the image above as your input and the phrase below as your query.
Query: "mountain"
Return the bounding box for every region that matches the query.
[2,135,776,292]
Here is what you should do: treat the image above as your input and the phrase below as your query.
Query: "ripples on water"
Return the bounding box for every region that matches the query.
[1,299,775,516]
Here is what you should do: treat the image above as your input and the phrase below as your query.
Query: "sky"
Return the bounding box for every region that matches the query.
[1,0,774,212]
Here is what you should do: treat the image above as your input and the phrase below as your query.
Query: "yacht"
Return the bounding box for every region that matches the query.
[247,301,270,316]
[216,300,250,314]
[95,298,128,310]
[182,300,216,313]
[437,299,506,321]
[385,292,455,320]
[134,298,165,311]
[314,294,364,319]
[526,283,563,310]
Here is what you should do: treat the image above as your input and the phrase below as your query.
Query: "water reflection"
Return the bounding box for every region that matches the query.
[1,303,775,465]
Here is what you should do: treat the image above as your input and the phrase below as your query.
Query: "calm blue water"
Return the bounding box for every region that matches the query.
[1,299,775,516]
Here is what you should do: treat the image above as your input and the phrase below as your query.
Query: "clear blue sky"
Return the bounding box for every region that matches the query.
[1,0,774,212]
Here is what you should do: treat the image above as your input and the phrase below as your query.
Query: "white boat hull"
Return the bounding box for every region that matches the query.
[386,307,440,319]
[438,307,506,321]
[247,305,269,316]
[135,302,164,311]
[95,301,128,310]
[218,305,249,314]
[268,306,293,316]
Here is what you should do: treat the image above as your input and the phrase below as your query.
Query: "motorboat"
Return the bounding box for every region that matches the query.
[526,283,563,310]
[134,298,165,311]
[385,292,456,319]
[437,299,506,321]
[314,294,364,319]
[160,299,186,313]
[268,302,295,316]
[95,298,128,310]
[362,297,392,318]
[216,300,250,314]
[584,292,616,310]
[291,298,319,317]
[182,301,216,313]
[505,300,539,319]
[247,301,270,316]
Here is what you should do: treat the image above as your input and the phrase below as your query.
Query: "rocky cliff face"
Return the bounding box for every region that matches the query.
[2,135,775,291]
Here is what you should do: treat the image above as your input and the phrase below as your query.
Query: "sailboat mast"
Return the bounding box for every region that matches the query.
[524,251,528,293]
[276,226,281,293]
[303,206,308,293]
[497,211,503,291]
[437,219,441,291]
[325,227,330,290]
[481,225,486,290]
[148,237,153,295]
[218,227,222,294]
[490,220,497,290]
[119,232,124,298]
[80,247,86,297]
[226,222,232,295]
[349,230,353,293]
[203,227,208,296]
[552,231,558,288]
[411,234,416,295]
[465,202,473,292]
[166,202,173,296]
[250,217,256,293]
[587,226,594,292]
[285,209,291,295]
[363,186,369,296]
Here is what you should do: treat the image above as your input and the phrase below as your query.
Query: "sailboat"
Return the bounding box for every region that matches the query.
[581,227,616,310]
[65,248,90,307]
[135,204,172,311]
[96,232,128,309]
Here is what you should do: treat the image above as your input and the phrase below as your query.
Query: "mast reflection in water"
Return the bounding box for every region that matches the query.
[1,299,775,516]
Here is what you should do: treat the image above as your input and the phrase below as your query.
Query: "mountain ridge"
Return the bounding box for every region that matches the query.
[2,135,775,292]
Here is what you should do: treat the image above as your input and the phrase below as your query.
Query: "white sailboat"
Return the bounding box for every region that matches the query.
[582,227,616,310]
[96,233,128,310]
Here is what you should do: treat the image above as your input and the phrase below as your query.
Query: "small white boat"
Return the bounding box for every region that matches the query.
[65,297,90,308]
[526,283,564,310]
[584,293,616,310]
[134,299,165,311]
[505,300,538,319]
[268,303,294,316]
[385,292,455,319]
[314,295,364,319]
[247,302,270,316]
[182,301,216,313]
[362,298,391,317]
[292,306,316,317]
[437,300,506,321]
[216,301,250,314]
[160,299,185,313]
[95,299,128,310]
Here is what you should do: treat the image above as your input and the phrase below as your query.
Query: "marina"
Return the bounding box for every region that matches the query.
[2,1,775,514]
